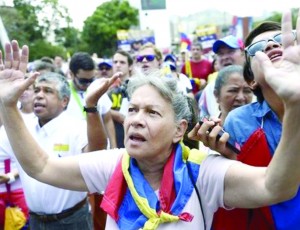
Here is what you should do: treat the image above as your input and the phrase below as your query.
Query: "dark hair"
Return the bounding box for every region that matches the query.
[244,21,281,102]
[69,52,95,75]
[114,49,134,66]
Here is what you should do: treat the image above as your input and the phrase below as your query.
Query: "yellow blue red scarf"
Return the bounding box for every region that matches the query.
[101,143,207,230]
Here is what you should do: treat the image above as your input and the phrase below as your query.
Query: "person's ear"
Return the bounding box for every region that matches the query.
[69,71,75,80]
[62,96,70,110]
[249,80,258,90]
[173,120,188,143]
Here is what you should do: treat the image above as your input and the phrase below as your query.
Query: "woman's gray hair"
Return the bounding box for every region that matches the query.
[35,72,70,101]
[126,72,193,125]
[214,65,243,96]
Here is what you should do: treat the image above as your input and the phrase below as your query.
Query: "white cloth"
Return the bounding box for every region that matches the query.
[0,112,88,214]
[79,149,236,230]
[177,73,193,95]
[199,81,220,119]
[0,151,22,193]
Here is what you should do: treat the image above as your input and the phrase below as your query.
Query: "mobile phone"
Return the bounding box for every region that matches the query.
[199,121,241,154]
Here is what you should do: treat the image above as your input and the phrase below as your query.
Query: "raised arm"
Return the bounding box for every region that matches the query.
[224,8,300,208]
[0,41,118,192]
[83,73,122,152]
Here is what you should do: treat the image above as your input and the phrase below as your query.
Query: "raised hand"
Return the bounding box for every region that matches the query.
[255,9,300,104]
[0,40,37,107]
[85,72,122,107]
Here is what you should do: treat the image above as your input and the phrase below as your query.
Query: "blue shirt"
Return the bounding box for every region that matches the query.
[224,100,282,155]
[223,101,300,230]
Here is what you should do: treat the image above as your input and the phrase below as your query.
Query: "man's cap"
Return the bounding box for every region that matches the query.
[212,35,244,53]
[163,54,176,63]
[98,59,112,69]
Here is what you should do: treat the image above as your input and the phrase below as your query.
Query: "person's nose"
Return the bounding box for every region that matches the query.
[264,40,281,53]
[236,90,247,102]
[35,90,44,98]
[130,111,146,128]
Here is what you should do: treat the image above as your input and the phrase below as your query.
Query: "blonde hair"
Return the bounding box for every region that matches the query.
[139,42,163,61]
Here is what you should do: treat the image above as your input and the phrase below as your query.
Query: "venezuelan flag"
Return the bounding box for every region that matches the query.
[180,33,191,51]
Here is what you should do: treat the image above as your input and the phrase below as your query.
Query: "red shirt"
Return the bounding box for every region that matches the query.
[181,59,213,94]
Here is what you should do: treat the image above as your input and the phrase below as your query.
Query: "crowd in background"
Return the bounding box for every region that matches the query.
[0,7,300,230]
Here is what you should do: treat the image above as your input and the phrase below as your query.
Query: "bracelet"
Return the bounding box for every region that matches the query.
[6,172,16,184]
[83,106,98,113]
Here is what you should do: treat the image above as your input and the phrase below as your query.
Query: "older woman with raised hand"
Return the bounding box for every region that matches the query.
[1,9,300,230]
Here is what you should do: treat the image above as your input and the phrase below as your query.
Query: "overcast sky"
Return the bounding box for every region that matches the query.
[2,0,299,30]
[59,0,299,30]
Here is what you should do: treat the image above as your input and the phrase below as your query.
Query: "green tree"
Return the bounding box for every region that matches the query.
[81,0,139,57]
[0,0,75,61]
[253,8,298,28]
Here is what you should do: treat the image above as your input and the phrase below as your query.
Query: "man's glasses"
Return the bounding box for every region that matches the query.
[245,31,297,57]
[76,76,95,85]
[136,54,156,63]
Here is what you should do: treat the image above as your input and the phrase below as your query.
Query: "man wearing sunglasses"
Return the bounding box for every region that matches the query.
[96,60,113,79]
[211,21,300,230]
[135,42,162,75]
[67,52,116,150]
[66,52,117,230]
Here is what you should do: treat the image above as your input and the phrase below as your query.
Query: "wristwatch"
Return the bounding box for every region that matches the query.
[83,106,98,113]
[6,172,16,184]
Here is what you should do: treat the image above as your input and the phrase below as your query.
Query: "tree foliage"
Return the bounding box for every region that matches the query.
[253,8,298,29]
[0,0,74,60]
[81,0,139,57]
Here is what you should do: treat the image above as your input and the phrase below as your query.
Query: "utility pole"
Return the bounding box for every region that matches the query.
[0,15,10,49]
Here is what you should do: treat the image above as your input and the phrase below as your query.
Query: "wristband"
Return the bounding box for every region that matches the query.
[6,172,16,184]
[83,106,98,113]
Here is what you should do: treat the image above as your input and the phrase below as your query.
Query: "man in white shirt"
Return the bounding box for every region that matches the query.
[66,52,117,149]
[0,71,116,229]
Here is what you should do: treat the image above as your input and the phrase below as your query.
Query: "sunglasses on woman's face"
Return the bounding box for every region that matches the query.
[245,31,297,57]
[136,54,156,63]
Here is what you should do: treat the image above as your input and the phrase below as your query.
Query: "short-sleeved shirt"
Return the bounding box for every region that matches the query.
[0,112,88,214]
[79,149,236,229]
[224,101,282,154]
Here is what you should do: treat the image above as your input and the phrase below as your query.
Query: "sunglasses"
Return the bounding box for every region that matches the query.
[136,54,156,62]
[76,76,95,85]
[245,31,297,57]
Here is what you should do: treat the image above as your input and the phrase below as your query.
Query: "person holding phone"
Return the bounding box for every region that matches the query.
[190,11,300,230]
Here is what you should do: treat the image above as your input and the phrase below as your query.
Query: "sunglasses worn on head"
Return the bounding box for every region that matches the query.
[76,77,95,85]
[245,31,297,57]
[136,54,156,62]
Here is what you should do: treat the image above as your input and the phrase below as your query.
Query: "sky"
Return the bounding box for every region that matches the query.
[1,0,299,30]
[58,0,299,30]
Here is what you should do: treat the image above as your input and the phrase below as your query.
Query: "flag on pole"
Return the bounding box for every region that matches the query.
[180,33,191,51]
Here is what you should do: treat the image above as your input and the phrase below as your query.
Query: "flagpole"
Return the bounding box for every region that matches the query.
[0,15,10,49]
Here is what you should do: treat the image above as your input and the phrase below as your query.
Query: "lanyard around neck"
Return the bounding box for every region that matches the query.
[70,81,86,118]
